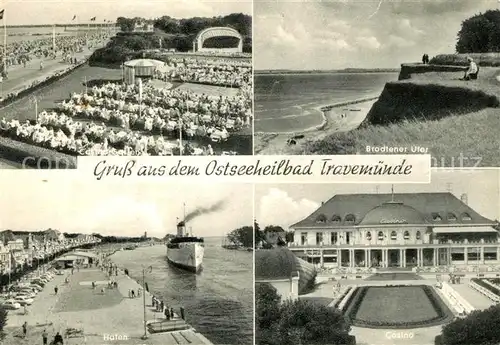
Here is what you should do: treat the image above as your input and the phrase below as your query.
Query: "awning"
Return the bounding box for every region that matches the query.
[434,226,498,233]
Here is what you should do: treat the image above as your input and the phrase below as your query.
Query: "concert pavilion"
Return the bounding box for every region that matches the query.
[288,192,500,269]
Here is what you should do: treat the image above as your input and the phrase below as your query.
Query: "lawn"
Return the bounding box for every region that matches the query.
[53,270,123,312]
[344,285,454,329]
[354,286,438,323]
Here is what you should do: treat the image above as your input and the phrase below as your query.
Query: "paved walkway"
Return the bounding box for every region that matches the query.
[3,268,213,345]
[450,280,494,310]
[0,40,106,99]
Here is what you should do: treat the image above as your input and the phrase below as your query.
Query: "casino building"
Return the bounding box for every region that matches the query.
[288,192,500,268]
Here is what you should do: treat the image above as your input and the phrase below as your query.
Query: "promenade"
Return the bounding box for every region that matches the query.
[3,267,213,345]
[0,47,95,99]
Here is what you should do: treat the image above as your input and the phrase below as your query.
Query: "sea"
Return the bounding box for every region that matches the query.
[110,238,253,345]
[0,25,94,43]
[254,72,399,133]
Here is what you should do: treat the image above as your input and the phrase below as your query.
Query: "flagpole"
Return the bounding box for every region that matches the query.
[52,24,56,54]
[3,11,6,74]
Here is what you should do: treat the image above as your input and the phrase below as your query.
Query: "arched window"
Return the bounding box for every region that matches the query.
[331,215,342,224]
[447,212,457,221]
[378,231,384,241]
[345,214,356,224]
[315,214,327,223]
[432,213,442,222]
[416,231,421,240]
[461,212,472,221]
[404,231,410,240]
[391,231,397,241]
[366,232,372,241]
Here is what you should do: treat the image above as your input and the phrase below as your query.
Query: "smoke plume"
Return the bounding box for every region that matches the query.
[184,200,226,223]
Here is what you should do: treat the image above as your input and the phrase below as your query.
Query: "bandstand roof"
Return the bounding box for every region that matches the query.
[291,193,495,228]
[124,59,164,68]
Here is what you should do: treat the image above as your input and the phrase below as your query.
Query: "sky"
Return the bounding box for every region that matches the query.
[254,0,499,70]
[0,171,253,238]
[255,169,500,229]
[0,0,251,26]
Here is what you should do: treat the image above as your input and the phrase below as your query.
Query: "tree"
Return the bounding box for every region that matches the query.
[285,231,294,244]
[440,305,500,344]
[276,300,352,345]
[116,17,136,32]
[456,10,500,53]
[0,306,7,341]
[226,226,253,248]
[263,225,285,233]
[254,220,264,249]
[256,285,353,345]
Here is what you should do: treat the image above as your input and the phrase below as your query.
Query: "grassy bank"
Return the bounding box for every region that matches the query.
[302,107,500,166]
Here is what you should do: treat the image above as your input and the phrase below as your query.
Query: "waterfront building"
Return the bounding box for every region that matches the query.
[288,193,500,269]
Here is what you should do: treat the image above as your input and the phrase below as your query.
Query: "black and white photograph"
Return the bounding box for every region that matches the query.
[254,0,500,167]
[0,0,252,169]
[255,169,500,345]
[0,175,253,345]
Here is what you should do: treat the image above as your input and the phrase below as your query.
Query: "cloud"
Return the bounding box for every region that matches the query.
[385,34,416,48]
[84,196,165,236]
[356,36,382,50]
[258,188,319,229]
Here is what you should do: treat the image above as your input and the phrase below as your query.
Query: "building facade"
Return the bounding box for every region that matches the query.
[289,193,500,269]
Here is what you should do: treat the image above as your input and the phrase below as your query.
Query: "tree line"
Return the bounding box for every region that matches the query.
[456,10,500,53]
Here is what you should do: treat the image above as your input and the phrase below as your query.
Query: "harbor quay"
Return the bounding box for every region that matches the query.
[3,263,213,345]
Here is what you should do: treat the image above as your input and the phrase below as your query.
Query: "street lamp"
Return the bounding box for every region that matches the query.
[141,265,153,339]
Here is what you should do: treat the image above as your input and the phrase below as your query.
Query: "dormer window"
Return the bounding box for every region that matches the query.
[416,231,421,240]
[378,231,384,241]
[331,215,342,224]
[432,213,442,222]
[345,214,356,224]
[391,231,397,241]
[315,214,327,223]
[404,231,410,240]
[447,213,457,221]
[366,232,372,241]
[461,212,472,221]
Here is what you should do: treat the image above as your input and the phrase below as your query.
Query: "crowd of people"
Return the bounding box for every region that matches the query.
[1,30,108,73]
[161,57,252,88]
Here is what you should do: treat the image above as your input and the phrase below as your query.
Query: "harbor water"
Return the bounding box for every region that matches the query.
[110,238,253,345]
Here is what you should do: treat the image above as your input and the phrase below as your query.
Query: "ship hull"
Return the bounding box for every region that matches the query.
[166,242,204,273]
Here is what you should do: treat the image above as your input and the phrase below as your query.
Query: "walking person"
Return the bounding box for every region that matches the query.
[54,286,58,295]
[42,329,48,345]
[22,321,27,338]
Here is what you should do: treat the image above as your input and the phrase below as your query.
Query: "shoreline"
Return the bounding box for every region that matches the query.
[254,95,379,135]
[254,96,378,155]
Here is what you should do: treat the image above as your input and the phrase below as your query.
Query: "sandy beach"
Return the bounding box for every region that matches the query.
[254,97,378,155]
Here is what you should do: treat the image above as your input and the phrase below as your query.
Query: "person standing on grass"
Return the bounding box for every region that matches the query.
[54,286,58,295]
[22,321,27,338]
[42,329,48,345]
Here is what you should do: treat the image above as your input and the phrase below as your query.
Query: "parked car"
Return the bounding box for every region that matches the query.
[14,295,34,306]
[16,291,36,299]
[2,300,21,310]
[30,280,45,287]
[30,284,43,291]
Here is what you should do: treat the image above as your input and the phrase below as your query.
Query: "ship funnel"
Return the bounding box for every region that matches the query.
[177,221,186,237]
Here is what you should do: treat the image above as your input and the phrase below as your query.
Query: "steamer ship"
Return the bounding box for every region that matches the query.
[166,207,204,273]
